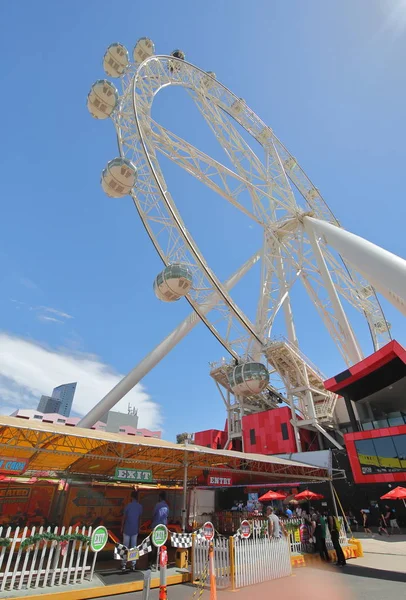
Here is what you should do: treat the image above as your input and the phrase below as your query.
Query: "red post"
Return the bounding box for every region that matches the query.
[159,545,168,600]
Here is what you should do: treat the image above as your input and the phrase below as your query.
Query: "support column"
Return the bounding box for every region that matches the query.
[343,393,360,432]
[329,481,339,517]
[79,251,260,428]
[305,216,406,316]
[181,450,189,532]
[303,218,363,365]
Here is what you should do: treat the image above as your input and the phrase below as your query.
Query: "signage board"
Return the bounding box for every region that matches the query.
[90,526,108,552]
[207,475,232,487]
[152,524,168,547]
[203,521,214,541]
[127,547,140,562]
[240,520,251,539]
[114,468,153,483]
[0,458,28,475]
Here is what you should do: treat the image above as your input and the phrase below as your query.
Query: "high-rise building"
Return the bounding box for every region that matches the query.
[37,395,62,414]
[51,383,77,417]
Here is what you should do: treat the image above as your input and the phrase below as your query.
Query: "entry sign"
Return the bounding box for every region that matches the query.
[90,526,108,553]
[203,521,215,542]
[152,524,168,548]
[240,520,251,539]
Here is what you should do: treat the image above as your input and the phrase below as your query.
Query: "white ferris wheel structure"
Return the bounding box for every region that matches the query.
[81,38,406,451]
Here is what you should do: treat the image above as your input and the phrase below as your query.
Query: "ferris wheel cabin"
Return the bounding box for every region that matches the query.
[103,43,129,77]
[133,37,155,64]
[228,362,270,397]
[101,158,137,198]
[153,263,193,302]
[87,80,118,120]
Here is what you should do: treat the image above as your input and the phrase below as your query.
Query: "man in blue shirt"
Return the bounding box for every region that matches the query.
[121,490,143,572]
[149,491,169,569]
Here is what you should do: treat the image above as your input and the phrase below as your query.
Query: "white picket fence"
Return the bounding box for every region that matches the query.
[192,536,230,589]
[234,535,292,588]
[0,525,95,591]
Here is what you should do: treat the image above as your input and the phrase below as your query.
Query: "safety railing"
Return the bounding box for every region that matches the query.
[233,534,292,588]
[192,536,230,589]
[0,525,94,592]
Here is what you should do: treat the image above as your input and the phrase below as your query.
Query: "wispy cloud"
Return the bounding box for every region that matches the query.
[19,277,39,291]
[38,315,64,324]
[39,307,73,320]
[9,300,74,325]
[0,332,161,430]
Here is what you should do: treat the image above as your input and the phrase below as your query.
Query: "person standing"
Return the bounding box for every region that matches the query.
[285,506,293,519]
[378,509,390,536]
[121,490,143,572]
[314,512,330,562]
[149,491,169,570]
[328,513,346,567]
[360,509,372,534]
[267,506,281,538]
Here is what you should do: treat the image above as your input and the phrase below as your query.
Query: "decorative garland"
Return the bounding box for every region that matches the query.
[21,532,90,550]
[0,531,91,551]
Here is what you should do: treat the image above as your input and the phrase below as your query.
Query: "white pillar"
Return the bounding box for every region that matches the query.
[78,252,260,428]
[303,218,363,364]
[305,216,406,316]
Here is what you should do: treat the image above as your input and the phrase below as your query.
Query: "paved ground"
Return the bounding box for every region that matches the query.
[98,534,406,600]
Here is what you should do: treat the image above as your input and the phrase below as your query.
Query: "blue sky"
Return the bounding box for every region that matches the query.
[0,1,405,439]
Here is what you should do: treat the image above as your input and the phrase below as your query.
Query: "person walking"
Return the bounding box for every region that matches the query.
[360,509,372,534]
[328,513,346,567]
[121,490,143,573]
[314,512,330,562]
[378,510,390,536]
[149,491,169,570]
[386,505,401,534]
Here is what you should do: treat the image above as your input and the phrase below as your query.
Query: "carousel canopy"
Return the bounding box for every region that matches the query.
[0,417,329,485]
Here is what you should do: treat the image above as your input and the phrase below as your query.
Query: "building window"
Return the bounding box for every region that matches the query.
[57,419,65,423]
[33,415,42,420]
[119,428,125,432]
[355,434,406,474]
[249,429,256,445]
[281,423,289,440]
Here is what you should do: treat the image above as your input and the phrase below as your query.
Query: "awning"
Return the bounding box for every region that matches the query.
[0,417,328,484]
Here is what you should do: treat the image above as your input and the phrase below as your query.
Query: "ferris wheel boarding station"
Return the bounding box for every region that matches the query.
[81,38,406,453]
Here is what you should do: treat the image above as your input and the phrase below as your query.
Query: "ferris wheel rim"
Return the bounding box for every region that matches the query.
[113,53,388,366]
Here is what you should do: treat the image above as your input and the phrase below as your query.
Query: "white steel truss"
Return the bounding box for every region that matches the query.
[84,50,396,451]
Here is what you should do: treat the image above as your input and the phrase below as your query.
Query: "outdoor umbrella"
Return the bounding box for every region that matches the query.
[258,490,287,501]
[295,490,324,501]
[380,486,406,507]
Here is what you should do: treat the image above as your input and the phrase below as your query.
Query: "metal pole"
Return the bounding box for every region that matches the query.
[141,569,151,600]
[78,251,260,428]
[329,481,339,517]
[182,449,189,532]
[305,215,406,316]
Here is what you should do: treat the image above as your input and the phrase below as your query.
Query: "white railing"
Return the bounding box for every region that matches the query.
[234,535,292,588]
[192,536,230,589]
[0,525,94,591]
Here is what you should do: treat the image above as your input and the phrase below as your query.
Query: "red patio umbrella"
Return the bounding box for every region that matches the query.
[258,490,287,501]
[380,486,406,507]
[295,490,324,501]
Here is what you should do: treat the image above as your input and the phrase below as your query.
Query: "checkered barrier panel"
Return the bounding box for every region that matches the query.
[113,536,152,560]
[171,532,193,548]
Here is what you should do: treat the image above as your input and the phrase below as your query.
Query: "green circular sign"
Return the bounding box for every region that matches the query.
[90,526,108,552]
[152,524,168,547]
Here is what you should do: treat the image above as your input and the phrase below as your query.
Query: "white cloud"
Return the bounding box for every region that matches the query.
[38,315,64,324]
[0,333,161,430]
[39,307,73,320]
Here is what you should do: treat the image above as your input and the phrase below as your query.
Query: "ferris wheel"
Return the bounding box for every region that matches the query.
[82,38,406,450]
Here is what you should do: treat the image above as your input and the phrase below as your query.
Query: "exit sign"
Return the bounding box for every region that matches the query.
[114,468,153,482]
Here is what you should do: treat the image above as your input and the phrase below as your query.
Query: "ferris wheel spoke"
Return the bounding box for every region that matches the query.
[147,119,268,224]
